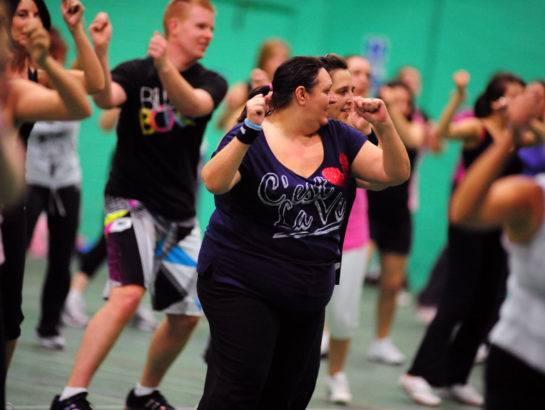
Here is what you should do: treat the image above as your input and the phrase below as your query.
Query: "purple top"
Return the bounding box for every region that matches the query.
[198,119,367,310]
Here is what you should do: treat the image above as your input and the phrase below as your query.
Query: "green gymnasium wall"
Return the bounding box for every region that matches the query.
[47,0,545,291]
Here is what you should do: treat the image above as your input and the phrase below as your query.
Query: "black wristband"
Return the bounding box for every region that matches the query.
[236,124,260,144]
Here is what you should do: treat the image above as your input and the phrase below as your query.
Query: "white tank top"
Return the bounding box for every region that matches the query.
[491,173,545,374]
[25,120,81,188]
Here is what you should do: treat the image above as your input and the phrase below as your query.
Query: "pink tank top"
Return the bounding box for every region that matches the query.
[343,188,370,251]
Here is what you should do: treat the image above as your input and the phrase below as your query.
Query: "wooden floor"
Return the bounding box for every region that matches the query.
[7,258,483,409]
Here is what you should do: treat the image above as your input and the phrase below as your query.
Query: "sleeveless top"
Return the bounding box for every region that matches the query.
[26,121,81,188]
[19,66,38,146]
[366,131,418,212]
[490,174,545,374]
[454,127,522,188]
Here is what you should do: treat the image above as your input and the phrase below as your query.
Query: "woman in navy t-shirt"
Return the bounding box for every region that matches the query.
[196,56,410,409]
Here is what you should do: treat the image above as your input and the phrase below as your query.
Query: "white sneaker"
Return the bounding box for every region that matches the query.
[326,372,352,404]
[320,329,330,358]
[397,289,412,307]
[36,330,65,350]
[474,343,489,364]
[367,338,405,365]
[441,384,484,407]
[63,291,89,328]
[132,304,159,331]
[398,374,441,407]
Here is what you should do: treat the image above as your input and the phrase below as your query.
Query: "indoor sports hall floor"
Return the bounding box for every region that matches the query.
[7,258,483,409]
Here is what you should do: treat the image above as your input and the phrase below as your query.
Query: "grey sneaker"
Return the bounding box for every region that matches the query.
[63,291,89,328]
[132,304,159,332]
[36,330,65,350]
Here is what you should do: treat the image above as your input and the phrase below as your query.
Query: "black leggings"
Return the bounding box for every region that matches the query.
[417,246,448,308]
[25,185,80,336]
[0,242,6,409]
[485,345,545,409]
[196,275,324,410]
[408,225,508,386]
[0,202,27,340]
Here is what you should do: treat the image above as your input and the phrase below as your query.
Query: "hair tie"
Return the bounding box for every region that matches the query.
[269,83,273,91]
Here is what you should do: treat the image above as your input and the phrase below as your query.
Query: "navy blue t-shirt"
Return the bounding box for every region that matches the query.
[198,119,367,310]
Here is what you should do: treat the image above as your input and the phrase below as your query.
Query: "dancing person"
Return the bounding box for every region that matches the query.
[2,0,101,372]
[0,0,92,397]
[399,70,528,407]
[366,79,426,365]
[63,108,119,328]
[24,26,86,350]
[63,108,158,332]
[50,2,227,409]
[196,55,410,409]
[448,88,545,410]
[0,5,21,406]
[317,53,372,357]
[0,4,24,206]
[8,0,103,93]
[215,37,290,131]
[318,54,370,404]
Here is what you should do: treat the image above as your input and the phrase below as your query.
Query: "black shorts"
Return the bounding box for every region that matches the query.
[368,206,412,255]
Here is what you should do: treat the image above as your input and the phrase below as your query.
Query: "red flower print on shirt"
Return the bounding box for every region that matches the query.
[322,153,348,187]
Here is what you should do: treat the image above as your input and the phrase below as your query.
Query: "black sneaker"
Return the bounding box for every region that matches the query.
[125,389,175,410]
[50,393,93,410]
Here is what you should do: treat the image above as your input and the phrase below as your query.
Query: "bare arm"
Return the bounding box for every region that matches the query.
[449,131,543,242]
[434,70,482,145]
[355,177,389,191]
[99,108,120,132]
[202,94,267,194]
[149,32,214,117]
[0,117,25,206]
[215,83,247,130]
[381,87,425,149]
[349,98,410,188]
[89,13,127,109]
[13,20,91,125]
[61,0,104,94]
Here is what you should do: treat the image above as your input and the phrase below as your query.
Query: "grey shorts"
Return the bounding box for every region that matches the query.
[102,196,202,316]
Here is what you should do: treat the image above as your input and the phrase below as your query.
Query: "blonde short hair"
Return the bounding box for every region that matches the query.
[163,0,215,37]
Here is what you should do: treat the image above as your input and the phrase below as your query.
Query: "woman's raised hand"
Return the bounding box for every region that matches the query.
[453,69,470,91]
[89,12,112,54]
[61,0,85,32]
[24,19,49,67]
[246,92,270,126]
[352,97,389,126]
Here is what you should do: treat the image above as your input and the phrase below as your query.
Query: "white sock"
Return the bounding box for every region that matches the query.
[134,382,158,396]
[60,387,87,401]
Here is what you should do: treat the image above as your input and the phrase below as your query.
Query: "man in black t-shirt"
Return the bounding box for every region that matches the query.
[50,2,227,410]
